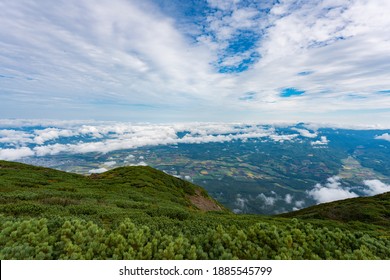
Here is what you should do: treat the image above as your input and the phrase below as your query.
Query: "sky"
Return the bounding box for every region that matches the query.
[1,0,390,125]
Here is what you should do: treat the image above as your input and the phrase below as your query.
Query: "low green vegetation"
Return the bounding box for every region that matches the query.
[279,192,390,229]
[1,160,389,259]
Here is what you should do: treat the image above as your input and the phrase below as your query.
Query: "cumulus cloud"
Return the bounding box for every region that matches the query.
[294,200,305,209]
[311,136,329,146]
[34,128,76,144]
[362,180,390,196]
[375,133,390,142]
[234,194,248,211]
[78,126,104,138]
[0,147,34,161]
[33,144,71,157]
[292,128,318,138]
[257,193,277,206]
[308,177,390,204]
[284,194,293,204]
[0,130,33,145]
[307,176,358,204]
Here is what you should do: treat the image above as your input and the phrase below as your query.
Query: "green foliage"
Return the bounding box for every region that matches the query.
[0,217,54,259]
[1,215,389,260]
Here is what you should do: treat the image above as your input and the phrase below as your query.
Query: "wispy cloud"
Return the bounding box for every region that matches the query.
[0,0,389,124]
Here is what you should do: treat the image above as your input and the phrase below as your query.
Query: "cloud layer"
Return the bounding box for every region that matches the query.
[1,119,389,161]
[1,121,321,160]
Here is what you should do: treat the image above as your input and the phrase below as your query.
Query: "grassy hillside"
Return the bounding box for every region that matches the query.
[279,191,390,228]
[0,160,224,223]
[1,160,390,260]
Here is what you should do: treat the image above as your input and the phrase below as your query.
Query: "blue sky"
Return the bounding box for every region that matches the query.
[0,0,390,125]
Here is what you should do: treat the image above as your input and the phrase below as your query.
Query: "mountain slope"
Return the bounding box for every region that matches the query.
[0,160,225,223]
[1,160,390,260]
[279,191,390,227]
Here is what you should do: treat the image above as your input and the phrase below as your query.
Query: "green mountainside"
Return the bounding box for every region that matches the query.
[280,192,390,227]
[0,160,224,222]
[1,160,389,260]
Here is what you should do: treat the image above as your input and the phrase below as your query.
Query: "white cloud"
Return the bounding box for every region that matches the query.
[0,129,33,145]
[307,176,359,204]
[257,193,277,206]
[0,147,34,161]
[284,194,293,204]
[308,177,390,204]
[235,194,248,210]
[184,175,192,182]
[34,128,75,144]
[88,167,108,174]
[292,128,318,138]
[233,0,390,123]
[375,133,390,142]
[311,136,329,145]
[294,200,305,208]
[33,144,70,157]
[126,154,135,160]
[303,122,390,130]
[78,126,104,138]
[104,161,116,167]
[269,133,298,142]
[0,0,222,115]
[363,179,390,196]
